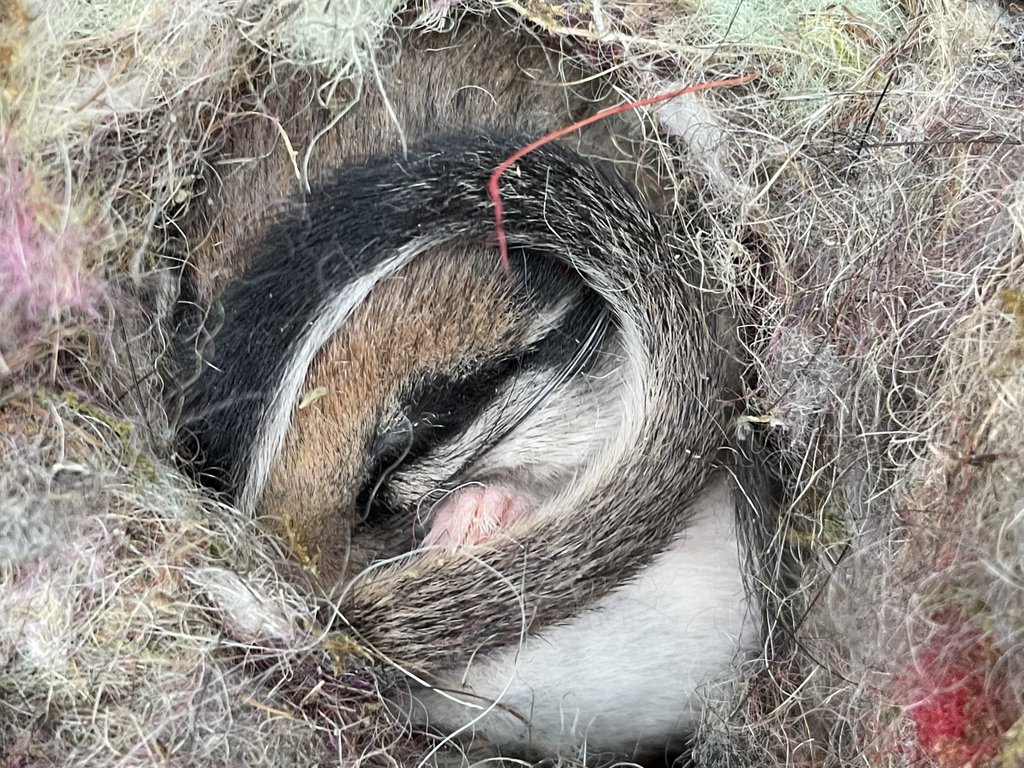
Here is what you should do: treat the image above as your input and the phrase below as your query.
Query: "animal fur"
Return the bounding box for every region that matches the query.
[176,23,753,759]
[2,0,1023,765]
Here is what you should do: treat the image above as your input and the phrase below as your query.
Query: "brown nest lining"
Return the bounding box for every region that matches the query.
[1,0,1022,764]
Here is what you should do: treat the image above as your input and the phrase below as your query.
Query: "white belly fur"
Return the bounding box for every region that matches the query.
[404,475,755,758]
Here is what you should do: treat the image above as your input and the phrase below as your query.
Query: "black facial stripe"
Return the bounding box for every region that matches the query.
[357,287,611,528]
[356,356,522,523]
[405,361,522,445]
[446,296,611,478]
[364,249,601,490]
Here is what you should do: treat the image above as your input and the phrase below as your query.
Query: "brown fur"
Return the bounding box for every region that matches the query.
[263,245,526,579]
[186,23,597,301]
[186,23,619,586]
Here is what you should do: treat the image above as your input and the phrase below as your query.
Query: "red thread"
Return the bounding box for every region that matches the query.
[897,618,1018,767]
[487,71,759,272]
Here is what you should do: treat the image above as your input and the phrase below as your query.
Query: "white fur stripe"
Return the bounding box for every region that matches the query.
[239,236,447,513]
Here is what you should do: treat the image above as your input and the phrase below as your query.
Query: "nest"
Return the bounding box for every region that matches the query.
[1,0,1022,765]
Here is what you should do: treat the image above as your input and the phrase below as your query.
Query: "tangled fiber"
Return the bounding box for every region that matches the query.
[1,0,1022,765]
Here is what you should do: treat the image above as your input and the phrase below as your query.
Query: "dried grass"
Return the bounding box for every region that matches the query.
[2,0,1023,764]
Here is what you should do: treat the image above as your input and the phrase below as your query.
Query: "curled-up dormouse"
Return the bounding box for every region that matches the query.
[176,21,758,763]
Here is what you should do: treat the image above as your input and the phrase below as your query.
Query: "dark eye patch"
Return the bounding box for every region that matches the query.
[354,252,612,531]
[355,310,613,530]
[356,356,522,524]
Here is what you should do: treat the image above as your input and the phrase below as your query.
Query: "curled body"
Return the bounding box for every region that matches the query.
[176,22,755,762]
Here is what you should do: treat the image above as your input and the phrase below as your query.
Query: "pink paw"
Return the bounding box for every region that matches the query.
[422,485,532,551]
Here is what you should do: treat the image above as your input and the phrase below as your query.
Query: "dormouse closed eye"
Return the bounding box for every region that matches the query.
[354,296,614,555]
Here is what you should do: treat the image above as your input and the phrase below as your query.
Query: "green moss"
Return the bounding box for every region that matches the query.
[697,0,898,54]
[31,387,161,481]
[783,484,850,553]
[998,715,1024,768]
[693,0,902,124]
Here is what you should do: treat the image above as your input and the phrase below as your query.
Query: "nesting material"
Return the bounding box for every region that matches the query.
[1,0,1023,765]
